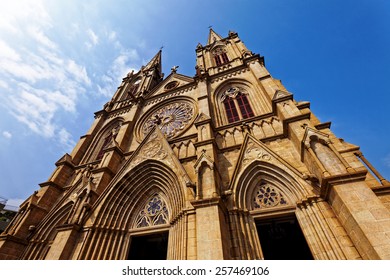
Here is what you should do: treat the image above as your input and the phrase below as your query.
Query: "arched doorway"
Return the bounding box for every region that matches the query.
[231,161,314,260]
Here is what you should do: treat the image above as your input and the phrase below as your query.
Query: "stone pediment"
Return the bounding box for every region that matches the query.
[302,127,330,147]
[229,133,304,190]
[116,127,193,187]
[145,72,195,99]
[272,89,293,101]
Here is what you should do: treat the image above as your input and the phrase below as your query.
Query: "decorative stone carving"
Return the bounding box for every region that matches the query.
[129,139,168,170]
[220,86,247,102]
[141,101,195,139]
[142,140,163,158]
[242,140,271,167]
[252,183,288,209]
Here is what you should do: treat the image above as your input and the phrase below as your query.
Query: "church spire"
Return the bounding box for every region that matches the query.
[144,49,162,74]
[207,28,223,45]
[110,50,163,103]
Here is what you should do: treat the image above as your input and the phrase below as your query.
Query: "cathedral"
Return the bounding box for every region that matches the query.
[1,29,390,260]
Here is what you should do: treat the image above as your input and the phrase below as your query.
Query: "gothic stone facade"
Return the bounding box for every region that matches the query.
[1,30,390,260]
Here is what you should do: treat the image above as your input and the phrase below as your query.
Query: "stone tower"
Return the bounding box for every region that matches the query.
[1,29,390,260]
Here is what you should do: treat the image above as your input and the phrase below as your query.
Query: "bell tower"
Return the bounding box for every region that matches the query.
[196,29,254,76]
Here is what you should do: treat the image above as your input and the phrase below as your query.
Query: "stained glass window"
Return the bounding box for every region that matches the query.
[223,97,240,123]
[213,47,229,66]
[221,87,254,123]
[253,183,287,209]
[136,194,169,228]
[236,93,254,119]
[96,133,113,160]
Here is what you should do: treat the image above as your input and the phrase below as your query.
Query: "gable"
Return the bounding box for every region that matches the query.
[145,72,195,99]
[229,133,307,191]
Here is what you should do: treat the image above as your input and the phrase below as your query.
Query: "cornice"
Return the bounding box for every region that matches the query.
[209,62,249,83]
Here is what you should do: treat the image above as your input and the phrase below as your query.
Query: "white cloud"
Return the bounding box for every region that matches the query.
[66,60,91,86]
[108,30,117,41]
[2,131,12,139]
[0,40,21,61]
[0,0,51,35]
[0,2,94,149]
[0,80,9,89]
[97,50,139,97]
[87,29,99,46]
[28,26,58,50]
[58,128,76,151]
[0,1,148,153]
[384,154,390,168]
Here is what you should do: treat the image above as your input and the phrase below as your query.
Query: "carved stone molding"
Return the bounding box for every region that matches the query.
[135,98,197,142]
[242,139,272,168]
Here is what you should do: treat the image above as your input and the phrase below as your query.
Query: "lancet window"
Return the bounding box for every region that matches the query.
[221,87,254,123]
[213,46,229,66]
[95,122,121,160]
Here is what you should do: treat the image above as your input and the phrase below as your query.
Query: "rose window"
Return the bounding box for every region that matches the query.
[253,183,287,209]
[141,102,194,139]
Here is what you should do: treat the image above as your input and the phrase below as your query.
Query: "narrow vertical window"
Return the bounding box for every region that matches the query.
[128,84,139,96]
[96,133,113,160]
[236,93,254,119]
[221,87,255,124]
[213,46,229,66]
[214,55,222,66]
[221,52,229,64]
[223,97,240,123]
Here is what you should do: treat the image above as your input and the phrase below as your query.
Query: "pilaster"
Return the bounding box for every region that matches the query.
[329,181,390,259]
[191,198,230,259]
[44,224,80,259]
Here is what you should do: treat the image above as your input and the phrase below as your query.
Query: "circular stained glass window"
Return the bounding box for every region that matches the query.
[140,101,195,140]
[164,81,179,90]
[253,183,287,209]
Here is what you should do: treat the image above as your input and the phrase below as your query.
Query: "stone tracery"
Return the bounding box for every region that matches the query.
[141,102,194,139]
[252,183,287,209]
[136,194,169,228]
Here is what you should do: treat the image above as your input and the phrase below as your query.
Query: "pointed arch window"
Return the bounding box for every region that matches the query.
[120,78,141,101]
[221,87,254,123]
[213,46,229,66]
[127,78,141,98]
[96,133,113,160]
[223,97,240,123]
[95,122,121,160]
[136,194,169,228]
[236,93,254,119]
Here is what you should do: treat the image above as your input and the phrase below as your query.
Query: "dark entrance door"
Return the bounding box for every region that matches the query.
[127,231,169,260]
[256,216,313,260]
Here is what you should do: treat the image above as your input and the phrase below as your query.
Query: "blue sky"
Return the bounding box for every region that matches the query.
[0,0,389,208]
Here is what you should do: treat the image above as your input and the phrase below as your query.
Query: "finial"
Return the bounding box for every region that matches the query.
[171,65,179,73]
